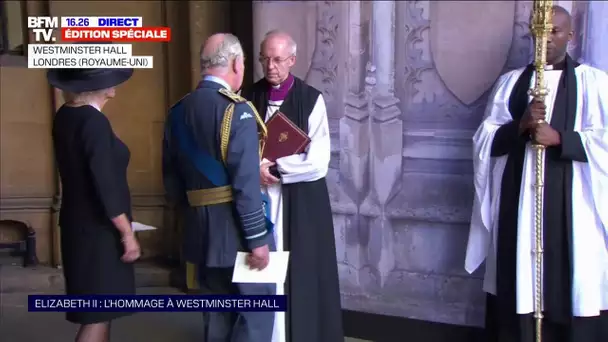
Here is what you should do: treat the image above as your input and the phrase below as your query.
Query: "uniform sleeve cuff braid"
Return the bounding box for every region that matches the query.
[241,208,267,239]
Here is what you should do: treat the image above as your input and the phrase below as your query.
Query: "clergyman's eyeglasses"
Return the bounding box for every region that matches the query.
[258,55,293,65]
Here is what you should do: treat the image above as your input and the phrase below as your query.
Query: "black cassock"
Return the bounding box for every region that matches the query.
[485,55,608,341]
[243,77,344,342]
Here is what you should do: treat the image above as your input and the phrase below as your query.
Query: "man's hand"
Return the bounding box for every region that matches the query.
[533,123,561,146]
[260,160,280,186]
[519,100,546,134]
[247,244,270,270]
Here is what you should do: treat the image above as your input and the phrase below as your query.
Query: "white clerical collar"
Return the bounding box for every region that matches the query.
[203,75,232,91]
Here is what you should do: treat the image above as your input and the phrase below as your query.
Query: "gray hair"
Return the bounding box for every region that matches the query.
[200,34,244,72]
[262,29,297,56]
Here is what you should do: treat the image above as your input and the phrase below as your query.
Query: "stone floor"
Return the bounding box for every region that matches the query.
[0,287,369,342]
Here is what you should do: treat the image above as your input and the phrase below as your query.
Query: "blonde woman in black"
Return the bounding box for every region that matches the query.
[49,68,141,342]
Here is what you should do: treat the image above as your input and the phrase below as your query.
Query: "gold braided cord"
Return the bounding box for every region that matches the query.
[220,103,235,165]
[220,101,269,163]
[245,101,268,158]
[246,102,267,137]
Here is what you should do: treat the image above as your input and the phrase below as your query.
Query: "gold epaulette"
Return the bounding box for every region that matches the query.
[218,88,247,103]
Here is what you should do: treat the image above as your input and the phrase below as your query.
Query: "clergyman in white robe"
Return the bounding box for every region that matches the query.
[244,72,343,342]
[262,90,330,342]
[465,57,608,341]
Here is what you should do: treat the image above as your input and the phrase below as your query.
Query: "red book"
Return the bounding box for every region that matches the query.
[262,111,310,162]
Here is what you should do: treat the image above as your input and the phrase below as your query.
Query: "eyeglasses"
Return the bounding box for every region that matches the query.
[258,55,293,65]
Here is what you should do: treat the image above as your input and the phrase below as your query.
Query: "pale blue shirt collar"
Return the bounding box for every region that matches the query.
[203,75,231,91]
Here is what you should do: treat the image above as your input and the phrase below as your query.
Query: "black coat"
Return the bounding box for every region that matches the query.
[52,104,135,324]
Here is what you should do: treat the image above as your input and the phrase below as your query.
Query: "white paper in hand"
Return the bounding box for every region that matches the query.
[132,222,157,232]
[232,251,290,284]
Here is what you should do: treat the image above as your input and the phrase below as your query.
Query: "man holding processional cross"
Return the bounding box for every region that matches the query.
[466,4,608,342]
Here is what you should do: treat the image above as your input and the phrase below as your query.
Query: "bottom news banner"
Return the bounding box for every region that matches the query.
[28,295,287,312]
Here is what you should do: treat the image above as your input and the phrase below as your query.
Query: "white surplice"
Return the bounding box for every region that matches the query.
[261,92,331,342]
[465,64,608,317]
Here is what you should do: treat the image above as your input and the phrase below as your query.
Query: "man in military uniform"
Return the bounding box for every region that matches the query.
[162,33,274,342]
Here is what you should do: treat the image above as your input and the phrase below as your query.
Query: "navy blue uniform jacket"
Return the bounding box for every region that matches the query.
[162,80,272,267]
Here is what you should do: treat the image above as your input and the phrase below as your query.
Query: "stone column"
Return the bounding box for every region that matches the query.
[188,1,230,89]
[252,1,269,82]
[584,1,608,71]
[372,1,397,95]
[568,1,586,61]
[347,1,366,95]
[338,1,370,288]
[365,0,402,287]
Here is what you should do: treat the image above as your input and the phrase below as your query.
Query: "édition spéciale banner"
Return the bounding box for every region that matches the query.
[28,295,287,312]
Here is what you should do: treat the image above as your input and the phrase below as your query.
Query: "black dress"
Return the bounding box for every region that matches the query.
[52,105,135,324]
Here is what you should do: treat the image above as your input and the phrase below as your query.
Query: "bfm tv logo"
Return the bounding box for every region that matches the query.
[28,16,59,42]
